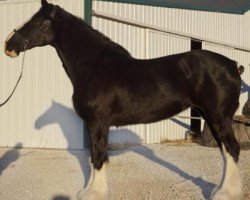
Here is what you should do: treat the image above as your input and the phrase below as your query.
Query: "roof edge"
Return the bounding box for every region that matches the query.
[95,0,249,15]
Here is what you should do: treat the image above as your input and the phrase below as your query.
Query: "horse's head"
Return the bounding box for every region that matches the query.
[5,0,56,58]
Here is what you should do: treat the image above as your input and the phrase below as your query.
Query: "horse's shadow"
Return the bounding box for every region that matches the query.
[0,143,22,175]
[34,101,92,188]
[109,129,215,199]
[51,196,70,200]
[35,101,215,200]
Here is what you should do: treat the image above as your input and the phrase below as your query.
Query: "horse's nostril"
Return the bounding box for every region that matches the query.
[5,49,18,58]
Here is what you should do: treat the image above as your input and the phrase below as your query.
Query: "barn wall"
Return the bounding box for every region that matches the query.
[0,0,84,149]
[244,11,250,48]
[93,1,246,49]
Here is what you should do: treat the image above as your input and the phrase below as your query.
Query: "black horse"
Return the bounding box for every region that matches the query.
[5,1,243,199]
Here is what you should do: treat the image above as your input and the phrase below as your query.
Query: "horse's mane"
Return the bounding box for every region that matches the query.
[54,6,131,57]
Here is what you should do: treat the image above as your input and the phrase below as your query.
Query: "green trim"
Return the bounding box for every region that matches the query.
[95,0,250,15]
[83,0,93,148]
[85,0,93,25]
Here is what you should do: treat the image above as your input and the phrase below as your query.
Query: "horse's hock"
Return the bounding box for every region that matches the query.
[200,115,250,149]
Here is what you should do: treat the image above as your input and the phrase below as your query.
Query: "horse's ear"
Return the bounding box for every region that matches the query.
[41,0,48,7]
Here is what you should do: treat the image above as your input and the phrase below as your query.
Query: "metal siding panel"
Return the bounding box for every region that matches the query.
[92,17,145,58]
[93,1,246,49]
[244,11,250,48]
[0,0,84,149]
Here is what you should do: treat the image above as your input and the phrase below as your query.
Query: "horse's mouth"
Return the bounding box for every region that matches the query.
[4,41,20,58]
[5,49,19,58]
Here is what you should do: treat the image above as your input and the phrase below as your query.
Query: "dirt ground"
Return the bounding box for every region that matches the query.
[0,144,249,200]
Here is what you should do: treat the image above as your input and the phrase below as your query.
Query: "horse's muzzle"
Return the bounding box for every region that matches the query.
[5,49,18,58]
[4,31,21,58]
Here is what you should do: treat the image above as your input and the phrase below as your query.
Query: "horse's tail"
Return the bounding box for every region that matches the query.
[237,65,244,75]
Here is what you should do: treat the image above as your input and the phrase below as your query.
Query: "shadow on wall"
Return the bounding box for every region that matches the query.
[35,100,83,149]
[170,117,190,130]
[34,101,92,189]
[241,79,250,99]
[35,101,215,200]
[0,143,22,175]
[109,128,142,145]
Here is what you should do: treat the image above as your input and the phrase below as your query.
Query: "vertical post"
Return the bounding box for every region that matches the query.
[84,0,92,25]
[83,0,92,148]
[190,40,202,134]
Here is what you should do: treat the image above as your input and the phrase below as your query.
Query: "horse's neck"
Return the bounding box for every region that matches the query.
[55,47,76,83]
[52,21,99,85]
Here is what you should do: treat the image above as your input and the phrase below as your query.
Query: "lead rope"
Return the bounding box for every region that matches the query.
[0,40,28,107]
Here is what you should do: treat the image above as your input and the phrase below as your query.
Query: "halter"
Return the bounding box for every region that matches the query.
[0,6,57,107]
[49,6,57,19]
[0,31,28,107]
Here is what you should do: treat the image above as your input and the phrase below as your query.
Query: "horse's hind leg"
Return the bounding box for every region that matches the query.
[77,120,109,200]
[204,112,242,200]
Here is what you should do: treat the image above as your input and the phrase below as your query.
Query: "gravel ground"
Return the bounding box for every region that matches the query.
[0,144,249,200]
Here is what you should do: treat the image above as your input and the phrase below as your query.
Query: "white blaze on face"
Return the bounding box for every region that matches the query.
[77,163,108,200]
[211,144,242,200]
[4,19,29,58]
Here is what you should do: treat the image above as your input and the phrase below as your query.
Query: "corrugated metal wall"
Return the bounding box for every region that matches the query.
[93,14,145,59]
[93,1,247,49]
[0,0,84,149]
[244,11,250,49]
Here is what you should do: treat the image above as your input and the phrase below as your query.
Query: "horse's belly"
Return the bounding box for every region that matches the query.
[111,98,189,126]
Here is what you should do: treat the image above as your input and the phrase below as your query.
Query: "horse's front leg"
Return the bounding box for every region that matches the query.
[77,120,109,200]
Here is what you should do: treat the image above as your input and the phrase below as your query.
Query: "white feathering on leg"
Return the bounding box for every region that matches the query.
[211,144,242,200]
[77,163,108,200]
